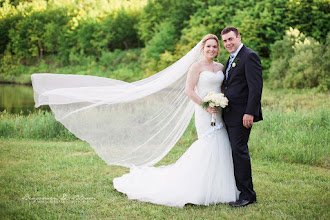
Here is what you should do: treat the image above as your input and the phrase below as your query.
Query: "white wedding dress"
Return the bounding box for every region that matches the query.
[113,71,239,208]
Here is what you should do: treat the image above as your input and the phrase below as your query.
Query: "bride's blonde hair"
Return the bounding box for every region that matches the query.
[201,34,220,60]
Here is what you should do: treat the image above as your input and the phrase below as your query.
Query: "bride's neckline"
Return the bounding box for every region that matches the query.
[200,70,221,75]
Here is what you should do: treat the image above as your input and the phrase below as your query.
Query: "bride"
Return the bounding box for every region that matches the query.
[31,34,239,208]
[113,34,239,207]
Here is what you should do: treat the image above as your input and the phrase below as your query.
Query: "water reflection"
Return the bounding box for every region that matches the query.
[0,84,50,114]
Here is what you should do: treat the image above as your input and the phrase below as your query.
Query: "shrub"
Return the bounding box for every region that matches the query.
[142,21,177,75]
[268,28,329,91]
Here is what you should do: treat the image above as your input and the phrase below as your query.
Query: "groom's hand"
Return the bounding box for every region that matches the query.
[243,114,254,128]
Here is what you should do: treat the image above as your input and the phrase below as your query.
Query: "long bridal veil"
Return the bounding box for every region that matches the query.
[32,41,203,168]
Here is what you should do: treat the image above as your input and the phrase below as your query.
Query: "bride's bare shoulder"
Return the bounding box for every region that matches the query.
[214,62,224,72]
[189,62,203,73]
[192,61,203,68]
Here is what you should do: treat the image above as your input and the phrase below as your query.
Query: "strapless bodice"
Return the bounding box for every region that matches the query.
[194,70,225,139]
[196,71,224,98]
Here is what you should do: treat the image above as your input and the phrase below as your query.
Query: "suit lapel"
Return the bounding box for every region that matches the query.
[225,57,230,70]
[227,45,246,81]
[223,57,230,87]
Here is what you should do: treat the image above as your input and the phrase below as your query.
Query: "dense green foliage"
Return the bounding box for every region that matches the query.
[0,46,145,84]
[0,0,329,89]
[269,29,330,91]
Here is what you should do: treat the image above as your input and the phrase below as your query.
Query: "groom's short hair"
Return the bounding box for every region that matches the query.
[221,26,240,37]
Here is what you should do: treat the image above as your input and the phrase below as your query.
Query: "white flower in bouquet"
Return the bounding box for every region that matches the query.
[202,92,228,109]
[202,92,215,103]
[214,97,221,106]
[201,92,229,126]
[219,96,229,108]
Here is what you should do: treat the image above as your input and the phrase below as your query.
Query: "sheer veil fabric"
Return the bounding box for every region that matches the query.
[32,41,203,167]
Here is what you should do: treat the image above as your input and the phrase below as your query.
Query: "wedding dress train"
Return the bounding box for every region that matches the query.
[113,71,239,208]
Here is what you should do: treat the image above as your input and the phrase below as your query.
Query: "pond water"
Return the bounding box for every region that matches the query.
[0,84,49,114]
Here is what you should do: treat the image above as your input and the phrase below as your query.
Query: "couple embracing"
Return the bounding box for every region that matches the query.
[32,26,263,208]
[113,26,263,208]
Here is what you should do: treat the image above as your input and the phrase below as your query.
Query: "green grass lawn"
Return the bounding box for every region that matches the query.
[0,89,329,219]
[0,138,329,219]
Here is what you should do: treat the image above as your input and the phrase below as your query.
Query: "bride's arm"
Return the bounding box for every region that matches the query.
[184,63,203,105]
[185,63,217,114]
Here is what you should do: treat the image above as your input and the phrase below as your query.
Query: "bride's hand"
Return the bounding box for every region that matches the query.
[207,107,218,114]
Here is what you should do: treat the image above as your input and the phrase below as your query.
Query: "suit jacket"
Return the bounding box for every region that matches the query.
[222,45,263,126]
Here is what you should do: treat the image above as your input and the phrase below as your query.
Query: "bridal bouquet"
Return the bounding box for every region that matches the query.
[202,92,229,126]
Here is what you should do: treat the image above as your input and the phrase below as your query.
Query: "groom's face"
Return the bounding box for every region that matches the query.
[221,31,241,54]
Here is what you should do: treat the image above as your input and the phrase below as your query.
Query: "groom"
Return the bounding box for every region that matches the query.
[221,26,263,207]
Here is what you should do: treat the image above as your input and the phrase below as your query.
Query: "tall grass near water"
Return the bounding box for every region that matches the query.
[0,89,329,167]
[0,110,75,140]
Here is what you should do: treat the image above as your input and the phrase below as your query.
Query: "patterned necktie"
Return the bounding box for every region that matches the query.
[225,55,235,80]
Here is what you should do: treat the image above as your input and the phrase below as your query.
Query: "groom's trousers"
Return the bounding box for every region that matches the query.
[226,125,256,201]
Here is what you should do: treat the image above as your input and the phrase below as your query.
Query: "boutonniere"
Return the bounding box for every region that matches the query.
[231,58,240,68]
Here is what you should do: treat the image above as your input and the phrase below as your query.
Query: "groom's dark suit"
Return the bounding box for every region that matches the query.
[222,45,263,201]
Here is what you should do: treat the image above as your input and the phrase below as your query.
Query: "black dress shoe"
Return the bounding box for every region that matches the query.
[229,199,256,207]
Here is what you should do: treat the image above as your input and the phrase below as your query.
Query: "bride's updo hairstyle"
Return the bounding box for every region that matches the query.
[201,34,220,58]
